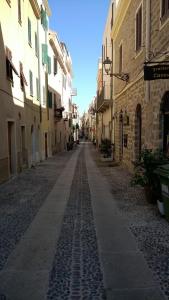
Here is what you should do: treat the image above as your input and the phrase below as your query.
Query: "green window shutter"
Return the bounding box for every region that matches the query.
[28,18,31,45]
[29,70,33,96]
[42,44,48,65]
[35,32,38,56]
[47,56,51,74]
[41,7,48,30]
[48,91,52,108]
[44,14,48,30]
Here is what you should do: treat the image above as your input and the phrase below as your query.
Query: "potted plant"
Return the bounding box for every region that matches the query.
[131,148,168,204]
[100,138,112,158]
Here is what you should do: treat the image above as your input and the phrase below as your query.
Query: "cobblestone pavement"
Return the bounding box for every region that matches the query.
[91,145,169,300]
[0,151,73,271]
[47,148,106,300]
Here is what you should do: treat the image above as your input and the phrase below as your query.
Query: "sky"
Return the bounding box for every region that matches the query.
[48,0,110,115]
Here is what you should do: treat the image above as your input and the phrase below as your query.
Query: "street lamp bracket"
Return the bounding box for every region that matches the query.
[103,56,129,82]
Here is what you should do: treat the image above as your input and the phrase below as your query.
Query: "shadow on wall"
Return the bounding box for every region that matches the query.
[0,23,42,183]
[0,23,14,183]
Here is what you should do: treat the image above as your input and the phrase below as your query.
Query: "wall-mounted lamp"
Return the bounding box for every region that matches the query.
[103,56,129,82]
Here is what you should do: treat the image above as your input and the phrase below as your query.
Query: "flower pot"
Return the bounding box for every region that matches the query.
[157,199,165,216]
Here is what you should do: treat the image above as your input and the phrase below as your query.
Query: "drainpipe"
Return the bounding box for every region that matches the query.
[145,0,151,102]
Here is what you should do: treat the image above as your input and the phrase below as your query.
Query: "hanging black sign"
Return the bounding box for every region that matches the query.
[144,64,169,81]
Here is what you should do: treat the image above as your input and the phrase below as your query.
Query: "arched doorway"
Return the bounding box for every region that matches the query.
[119,111,123,160]
[135,104,142,161]
[161,91,169,155]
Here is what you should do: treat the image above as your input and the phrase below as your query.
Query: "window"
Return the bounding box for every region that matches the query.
[43,86,46,105]
[136,5,142,52]
[48,91,52,108]
[41,6,48,30]
[6,0,11,6]
[119,44,123,73]
[20,62,28,90]
[29,70,33,96]
[54,94,57,109]
[6,47,19,82]
[6,48,13,82]
[28,18,31,46]
[47,56,51,74]
[54,57,57,75]
[35,33,38,57]
[42,44,48,65]
[36,78,40,100]
[18,0,21,24]
[161,0,169,21]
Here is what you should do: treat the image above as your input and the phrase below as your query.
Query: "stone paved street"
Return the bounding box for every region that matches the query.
[0,142,168,299]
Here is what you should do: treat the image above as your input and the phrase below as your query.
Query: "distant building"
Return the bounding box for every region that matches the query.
[0,0,77,183]
[96,0,169,170]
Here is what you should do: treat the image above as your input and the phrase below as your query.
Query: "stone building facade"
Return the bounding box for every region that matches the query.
[96,0,114,147]
[111,0,169,170]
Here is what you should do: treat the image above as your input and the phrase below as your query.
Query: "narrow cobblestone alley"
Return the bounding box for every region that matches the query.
[0,142,167,300]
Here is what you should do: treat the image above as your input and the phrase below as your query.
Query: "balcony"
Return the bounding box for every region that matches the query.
[97,84,113,113]
[71,88,77,96]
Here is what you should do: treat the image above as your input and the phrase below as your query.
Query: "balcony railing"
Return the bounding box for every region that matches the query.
[97,84,113,112]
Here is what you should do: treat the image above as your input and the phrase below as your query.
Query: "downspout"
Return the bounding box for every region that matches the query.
[145,0,151,102]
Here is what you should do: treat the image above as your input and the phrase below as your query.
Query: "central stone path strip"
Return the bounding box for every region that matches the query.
[47,148,106,300]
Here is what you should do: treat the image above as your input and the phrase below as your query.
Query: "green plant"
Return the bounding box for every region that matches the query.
[131,148,168,200]
[100,139,112,157]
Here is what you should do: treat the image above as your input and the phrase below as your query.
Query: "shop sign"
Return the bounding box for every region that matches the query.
[144,64,169,81]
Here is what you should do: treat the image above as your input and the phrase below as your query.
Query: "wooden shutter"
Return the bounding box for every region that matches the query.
[29,70,33,96]
[18,0,21,23]
[35,33,38,56]
[28,18,31,45]
[41,6,48,30]
[47,56,51,74]
[42,44,48,65]
[48,91,52,108]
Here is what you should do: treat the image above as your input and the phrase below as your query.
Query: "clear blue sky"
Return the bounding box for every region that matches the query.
[48,0,110,115]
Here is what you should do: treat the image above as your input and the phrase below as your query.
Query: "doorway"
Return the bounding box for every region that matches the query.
[161,91,169,155]
[21,126,26,166]
[135,104,142,161]
[8,121,16,175]
[45,132,48,159]
[119,112,123,161]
